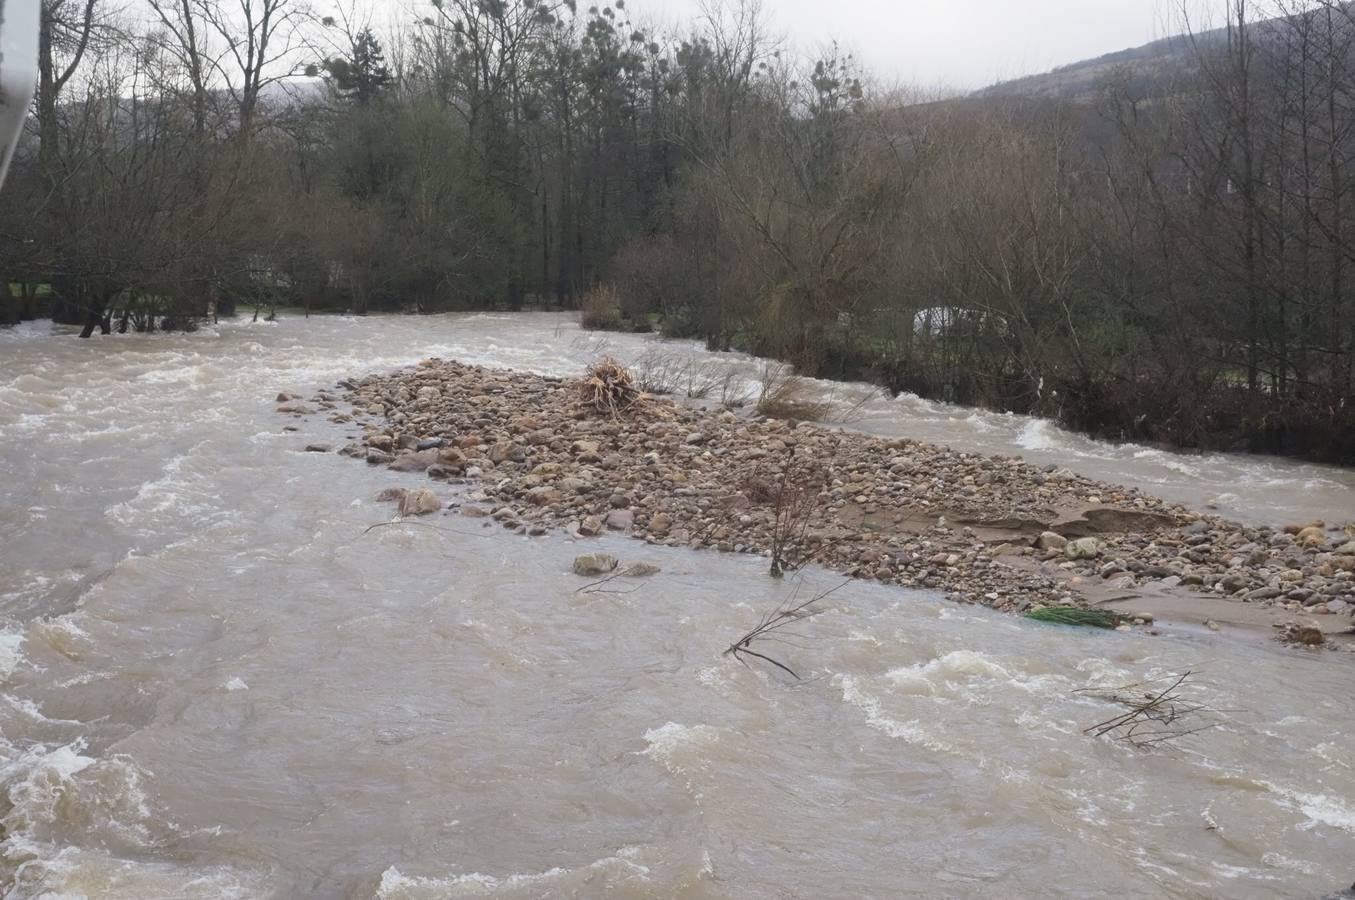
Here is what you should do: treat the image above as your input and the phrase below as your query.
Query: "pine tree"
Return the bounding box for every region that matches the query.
[326,28,392,104]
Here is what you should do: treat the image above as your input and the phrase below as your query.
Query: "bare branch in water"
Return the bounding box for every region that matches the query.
[360,519,497,540]
[1074,670,1230,749]
[573,569,643,596]
[724,580,849,679]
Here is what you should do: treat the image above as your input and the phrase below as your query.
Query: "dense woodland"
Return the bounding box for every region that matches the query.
[2,0,1355,461]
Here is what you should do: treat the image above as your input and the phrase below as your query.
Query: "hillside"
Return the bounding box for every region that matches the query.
[973,23,1226,103]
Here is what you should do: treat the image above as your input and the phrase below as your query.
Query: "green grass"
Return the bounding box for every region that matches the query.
[1024,607,1123,629]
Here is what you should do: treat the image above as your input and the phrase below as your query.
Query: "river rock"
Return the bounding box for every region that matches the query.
[304,443,332,453]
[388,449,438,472]
[399,488,441,516]
[573,553,618,576]
[526,486,563,505]
[416,437,446,450]
[1295,625,1326,646]
[366,448,395,465]
[367,434,395,452]
[578,515,604,537]
[1297,526,1327,548]
[1036,531,1068,551]
[1064,537,1101,560]
[375,487,407,503]
[606,509,635,530]
[622,562,661,577]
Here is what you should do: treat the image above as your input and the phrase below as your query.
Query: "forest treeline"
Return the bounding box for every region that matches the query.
[2,0,1354,461]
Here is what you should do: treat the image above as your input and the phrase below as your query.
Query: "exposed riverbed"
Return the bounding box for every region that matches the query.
[1,313,1353,898]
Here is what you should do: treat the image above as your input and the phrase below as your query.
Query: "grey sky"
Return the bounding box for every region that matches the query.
[627,0,1228,90]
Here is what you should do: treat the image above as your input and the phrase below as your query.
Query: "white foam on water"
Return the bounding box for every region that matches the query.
[223,677,248,691]
[0,631,25,681]
[641,722,720,772]
[886,649,1012,685]
[1016,419,1059,451]
[836,674,953,753]
[5,842,263,899]
[1269,784,1355,833]
[376,849,651,898]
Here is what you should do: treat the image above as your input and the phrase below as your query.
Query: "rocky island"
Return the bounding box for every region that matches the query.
[288,357,1355,651]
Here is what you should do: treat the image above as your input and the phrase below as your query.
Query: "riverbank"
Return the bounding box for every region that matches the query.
[292,356,1355,650]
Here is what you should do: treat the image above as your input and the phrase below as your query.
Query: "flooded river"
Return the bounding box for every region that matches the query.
[1,313,1352,898]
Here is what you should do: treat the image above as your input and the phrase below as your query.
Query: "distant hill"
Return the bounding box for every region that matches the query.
[972,24,1228,103]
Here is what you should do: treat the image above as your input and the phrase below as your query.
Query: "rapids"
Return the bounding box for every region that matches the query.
[0,312,1352,898]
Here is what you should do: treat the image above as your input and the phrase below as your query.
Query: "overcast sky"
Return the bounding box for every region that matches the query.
[624,0,1229,90]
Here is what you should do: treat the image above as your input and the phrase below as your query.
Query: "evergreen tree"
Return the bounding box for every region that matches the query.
[327,28,392,104]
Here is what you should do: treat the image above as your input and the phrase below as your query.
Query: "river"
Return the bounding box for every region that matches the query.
[0,312,1352,898]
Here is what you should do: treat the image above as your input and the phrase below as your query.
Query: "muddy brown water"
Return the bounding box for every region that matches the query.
[1,313,1352,898]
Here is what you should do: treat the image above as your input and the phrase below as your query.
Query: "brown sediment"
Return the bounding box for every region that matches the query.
[295,358,1355,652]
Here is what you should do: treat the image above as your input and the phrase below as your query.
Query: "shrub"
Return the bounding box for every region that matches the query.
[579,284,623,330]
[755,362,832,421]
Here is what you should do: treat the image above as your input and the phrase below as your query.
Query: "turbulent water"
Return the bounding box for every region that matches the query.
[1,312,1353,898]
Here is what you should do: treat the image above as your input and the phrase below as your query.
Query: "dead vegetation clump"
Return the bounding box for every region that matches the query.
[578,357,676,420]
[755,362,833,422]
[579,356,643,415]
